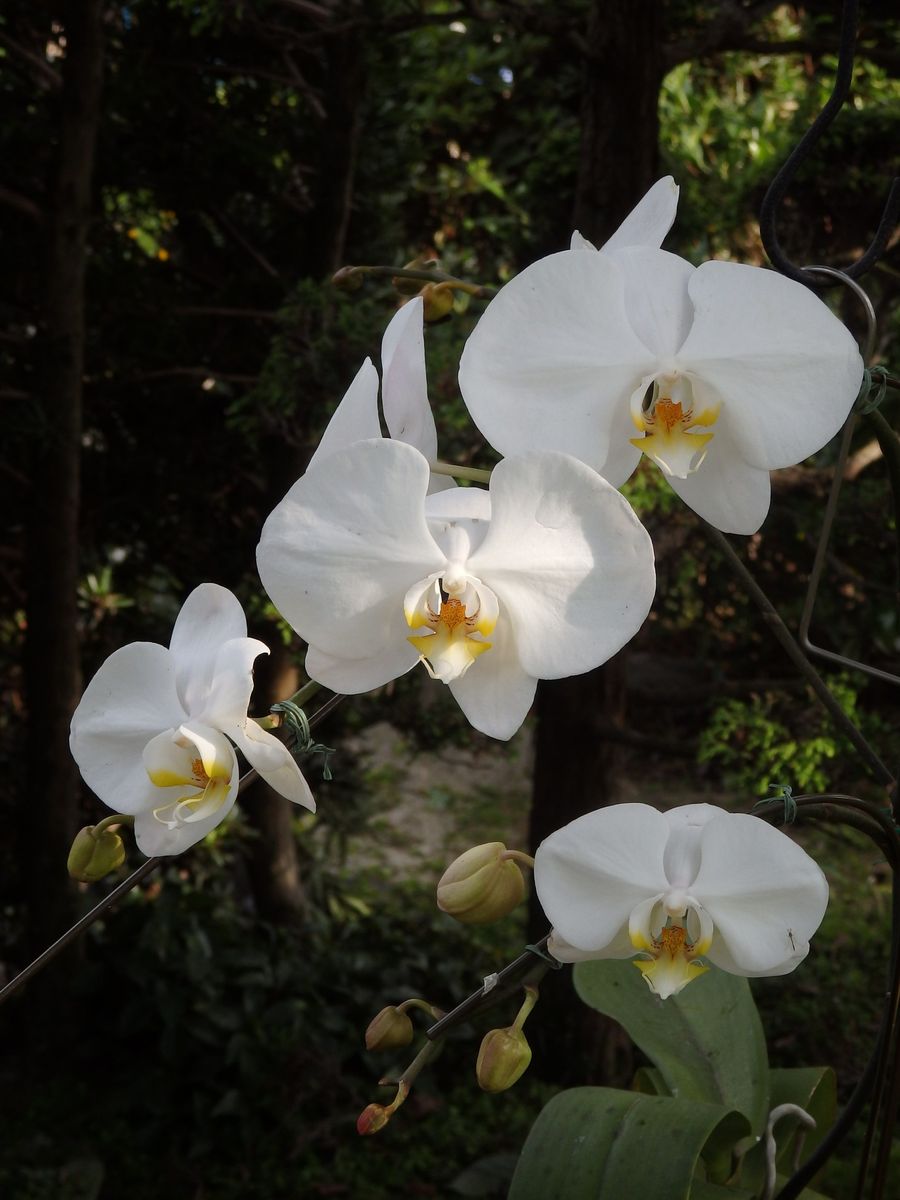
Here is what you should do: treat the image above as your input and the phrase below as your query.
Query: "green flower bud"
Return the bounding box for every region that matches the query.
[331,265,364,291]
[436,842,526,924]
[419,283,455,323]
[365,1006,414,1052]
[392,256,440,296]
[67,825,126,882]
[476,1026,532,1093]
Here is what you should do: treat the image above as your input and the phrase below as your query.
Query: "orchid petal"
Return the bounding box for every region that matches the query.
[69,642,186,811]
[704,933,808,978]
[660,802,722,891]
[467,452,655,680]
[601,176,680,253]
[307,358,381,472]
[306,627,420,693]
[612,247,695,358]
[133,744,239,857]
[570,230,597,252]
[665,402,772,534]
[548,924,637,963]
[197,636,269,727]
[423,486,492,523]
[534,804,671,952]
[445,610,536,740]
[458,250,657,470]
[227,721,316,811]
[677,262,863,470]
[168,584,250,718]
[691,813,829,974]
[257,439,444,660]
[380,297,440,464]
[177,720,235,781]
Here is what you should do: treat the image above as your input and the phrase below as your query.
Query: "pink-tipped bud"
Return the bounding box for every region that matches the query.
[365,1005,414,1052]
[437,843,525,924]
[357,1102,390,1136]
[476,1026,532,1093]
[67,825,126,882]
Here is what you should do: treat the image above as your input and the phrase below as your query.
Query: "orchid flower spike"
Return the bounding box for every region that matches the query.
[534,802,828,999]
[459,177,864,534]
[69,583,315,857]
[257,438,656,740]
[308,296,451,492]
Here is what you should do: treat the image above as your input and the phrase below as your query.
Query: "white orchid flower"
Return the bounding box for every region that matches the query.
[458,178,863,534]
[534,802,829,1000]
[256,438,656,741]
[308,296,451,491]
[70,583,315,857]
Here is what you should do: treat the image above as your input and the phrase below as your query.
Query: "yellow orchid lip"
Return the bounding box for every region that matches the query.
[631,381,720,479]
[632,921,710,1000]
[404,575,498,683]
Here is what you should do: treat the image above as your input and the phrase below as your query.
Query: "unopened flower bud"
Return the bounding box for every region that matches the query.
[331,265,364,291]
[365,1005,414,1052]
[476,1026,532,1093]
[437,842,526,924]
[419,283,455,323]
[67,825,126,882]
[392,256,439,296]
[357,1102,390,1135]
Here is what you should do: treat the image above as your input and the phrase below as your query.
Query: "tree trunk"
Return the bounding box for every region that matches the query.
[244,640,308,923]
[527,0,664,1084]
[22,0,104,975]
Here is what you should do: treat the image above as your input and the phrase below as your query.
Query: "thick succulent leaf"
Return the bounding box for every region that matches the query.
[508,1087,749,1200]
[687,1183,754,1199]
[632,1066,671,1097]
[574,958,769,1134]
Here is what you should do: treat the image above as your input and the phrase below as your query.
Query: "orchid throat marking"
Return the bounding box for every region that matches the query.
[405,575,496,684]
[630,373,720,479]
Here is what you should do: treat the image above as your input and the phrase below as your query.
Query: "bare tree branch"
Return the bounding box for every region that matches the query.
[0,30,61,90]
[0,184,43,223]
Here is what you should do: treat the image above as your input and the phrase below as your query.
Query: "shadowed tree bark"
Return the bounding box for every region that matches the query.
[22,0,104,992]
[244,640,308,923]
[527,0,663,1086]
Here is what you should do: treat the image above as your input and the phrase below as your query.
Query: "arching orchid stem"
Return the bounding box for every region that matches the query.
[0,692,345,1010]
[397,997,444,1021]
[254,678,323,730]
[500,849,536,870]
[426,935,555,1041]
[429,459,493,484]
[705,523,894,787]
[332,263,497,300]
[91,812,135,836]
[755,795,899,869]
[511,984,539,1032]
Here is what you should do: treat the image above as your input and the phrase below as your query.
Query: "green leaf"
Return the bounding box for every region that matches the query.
[574,960,769,1134]
[449,1151,518,1196]
[632,1066,672,1096]
[508,1088,750,1200]
[688,1182,755,1199]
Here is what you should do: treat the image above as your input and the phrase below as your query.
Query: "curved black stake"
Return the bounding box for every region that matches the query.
[759,0,900,285]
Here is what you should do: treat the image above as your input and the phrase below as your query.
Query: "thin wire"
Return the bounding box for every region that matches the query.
[705,524,894,786]
[759,0,900,286]
[0,692,346,1007]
